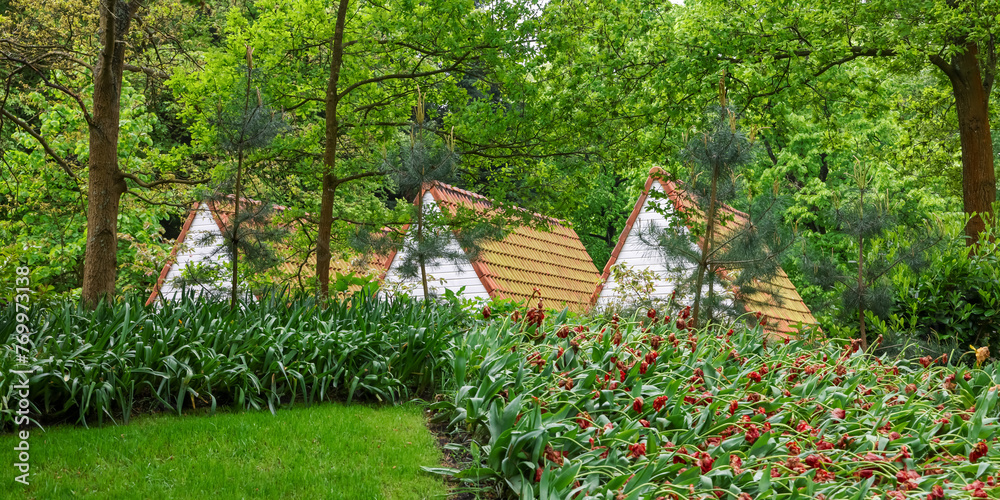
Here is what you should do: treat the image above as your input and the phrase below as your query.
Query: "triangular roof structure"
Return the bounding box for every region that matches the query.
[592,167,818,336]
[146,198,378,305]
[381,181,601,312]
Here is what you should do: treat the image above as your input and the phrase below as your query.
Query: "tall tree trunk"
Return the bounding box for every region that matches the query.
[317,0,351,300]
[230,150,243,310]
[857,188,867,351]
[692,168,720,326]
[416,186,430,299]
[932,42,997,246]
[229,50,253,310]
[82,141,125,306]
[81,0,139,308]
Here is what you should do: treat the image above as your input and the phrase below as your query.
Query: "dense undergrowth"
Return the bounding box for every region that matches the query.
[1,292,464,428]
[429,307,1000,499]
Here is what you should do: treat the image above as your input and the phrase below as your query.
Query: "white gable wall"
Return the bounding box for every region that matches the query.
[158,203,231,301]
[597,183,683,307]
[596,182,734,309]
[384,193,491,301]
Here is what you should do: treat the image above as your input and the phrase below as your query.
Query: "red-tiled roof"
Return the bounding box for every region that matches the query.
[593,167,818,336]
[382,182,601,312]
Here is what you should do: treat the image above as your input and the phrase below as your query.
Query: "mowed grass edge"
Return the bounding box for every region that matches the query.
[1,403,446,500]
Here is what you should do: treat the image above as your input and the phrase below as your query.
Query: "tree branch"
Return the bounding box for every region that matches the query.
[812,47,895,78]
[0,107,78,181]
[337,54,472,99]
[121,171,210,189]
[983,33,996,106]
[0,51,93,124]
[928,53,958,81]
[123,63,169,79]
[14,50,165,78]
[762,136,779,166]
[717,45,896,78]
[330,170,386,187]
[123,189,193,209]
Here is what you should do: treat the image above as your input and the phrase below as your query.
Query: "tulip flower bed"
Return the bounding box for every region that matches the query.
[429,308,1000,499]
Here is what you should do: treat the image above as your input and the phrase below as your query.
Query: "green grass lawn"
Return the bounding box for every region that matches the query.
[1,403,447,500]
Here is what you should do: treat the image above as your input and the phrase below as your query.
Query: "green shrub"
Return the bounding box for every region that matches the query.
[593,264,682,323]
[890,222,1000,359]
[0,291,464,428]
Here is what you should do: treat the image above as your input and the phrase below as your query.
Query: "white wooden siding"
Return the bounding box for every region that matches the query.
[384,193,491,301]
[596,182,733,308]
[159,203,231,301]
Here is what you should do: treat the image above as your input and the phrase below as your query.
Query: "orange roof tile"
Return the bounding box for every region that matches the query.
[382,181,601,312]
[593,167,818,336]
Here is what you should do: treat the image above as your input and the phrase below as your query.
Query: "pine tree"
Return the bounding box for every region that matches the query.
[801,161,941,350]
[354,90,502,299]
[194,46,289,308]
[645,83,793,327]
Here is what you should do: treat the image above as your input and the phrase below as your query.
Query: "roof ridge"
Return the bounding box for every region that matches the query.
[654,178,750,221]
[427,180,569,226]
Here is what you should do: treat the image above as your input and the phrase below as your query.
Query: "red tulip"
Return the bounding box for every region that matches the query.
[730,455,743,474]
[927,485,945,499]
[971,440,988,463]
[633,397,644,413]
[695,452,715,473]
[653,395,669,412]
[787,440,801,455]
